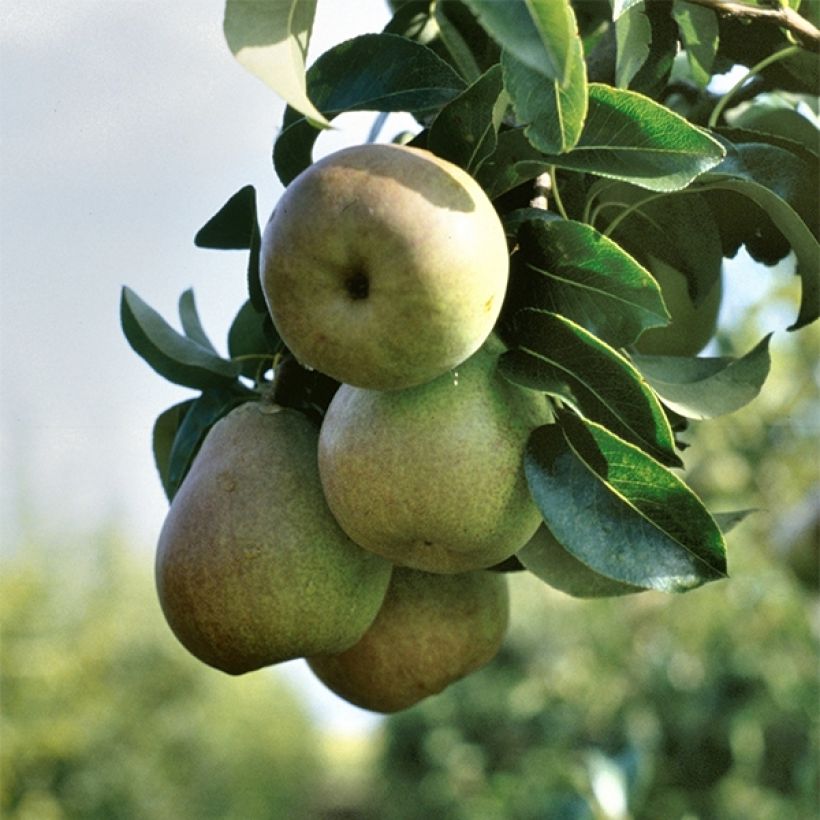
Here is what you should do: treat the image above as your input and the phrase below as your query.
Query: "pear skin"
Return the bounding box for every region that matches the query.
[308,567,509,713]
[155,402,392,675]
[318,341,552,573]
[260,143,509,390]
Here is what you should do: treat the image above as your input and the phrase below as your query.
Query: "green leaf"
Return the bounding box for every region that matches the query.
[615,3,651,89]
[532,84,726,191]
[524,415,728,591]
[463,0,578,86]
[631,335,773,420]
[501,33,588,154]
[475,127,548,199]
[627,1,678,98]
[178,289,217,354]
[433,0,501,83]
[612,0,645,18]
[500,309,680,465]
[120,287,241,389]
[228,299,283,380]
[194,185,259,250]
[508,218,668,347]
[518,525,646,598]
[223,0,328,127]
[194,185,265,312]
[153,400,194,502]
[589,182,724,304]
[730,102,820,156]
[165,388,252,501]
[274,34,466,185]
[672,1,718,87]
[702,139,820,329]
[427,64,507,171]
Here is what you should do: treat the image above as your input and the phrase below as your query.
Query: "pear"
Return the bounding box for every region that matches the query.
[318,340,552,573]
[259,143,509,391]
[155,402,392,675]
[308,567,509,713]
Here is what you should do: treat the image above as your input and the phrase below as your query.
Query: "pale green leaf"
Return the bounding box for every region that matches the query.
[224,0,328,127]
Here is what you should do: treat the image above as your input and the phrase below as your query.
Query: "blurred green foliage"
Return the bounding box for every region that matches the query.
[1,272,817,820]
[0,535,323,820]
[370,272,820,820]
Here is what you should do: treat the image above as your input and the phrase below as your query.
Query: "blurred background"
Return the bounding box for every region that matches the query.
[1,2,818,818]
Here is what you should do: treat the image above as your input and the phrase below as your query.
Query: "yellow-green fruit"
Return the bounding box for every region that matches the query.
[155,402,392,675]
[259,143,509,391]
[636,255,722,356]
[308,567,509,713]
[318,340,552,573]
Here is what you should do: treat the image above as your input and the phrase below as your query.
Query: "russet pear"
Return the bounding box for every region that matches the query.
[308,567,510,713]
[318,340,552,573]
[259,143,509,390]
[155,402,392,675]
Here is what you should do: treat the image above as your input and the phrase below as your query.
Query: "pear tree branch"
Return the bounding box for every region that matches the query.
[682,0,820,52]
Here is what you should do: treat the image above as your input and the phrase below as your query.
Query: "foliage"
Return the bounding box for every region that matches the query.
[0,536,323,820]
[367,287,820,818]
[373,556,818,820]
[121,0,818,599]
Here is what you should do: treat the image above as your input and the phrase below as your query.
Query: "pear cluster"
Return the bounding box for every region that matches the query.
[156,144,550,713]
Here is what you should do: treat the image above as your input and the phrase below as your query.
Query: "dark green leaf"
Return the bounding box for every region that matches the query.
[194,185,265,313]
[464,0,578,86]
[508,218,668,347]
[178,289,217,354]
[223,0,327,126]
[631,335,772,419]
[730,105,820,157]
[274,34,466,185]
[434,0,501,82]
[153,400,194,502]
[672,1,718,87]
[500,309,679,465]
[228,299,283,380]
[501,33,588,154]
[502,206,562,238]
[427,64,507,171]
[524,415,728,591]
[702,139,820,329]
[626,1,678,98]
[533,84,726,191]
[614,3,651,89]
[165,387,252,501]
[589,181,724,304]
[120,287,241,389]
[475,127,548,199]
[194,185,259,250]
[518,524,646,597]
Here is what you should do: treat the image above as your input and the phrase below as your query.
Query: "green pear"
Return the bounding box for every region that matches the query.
[259,143,509,391]
[308,567,509,713]
[636,255,722,357]
[155,402,392,675]
[318,340,553,573]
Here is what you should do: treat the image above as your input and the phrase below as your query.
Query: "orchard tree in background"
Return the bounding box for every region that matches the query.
[121,0,819,712]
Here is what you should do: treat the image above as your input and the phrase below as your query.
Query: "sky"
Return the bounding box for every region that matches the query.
[0,0,408,735]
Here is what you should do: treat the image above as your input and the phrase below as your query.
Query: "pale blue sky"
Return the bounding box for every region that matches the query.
[0,0,404,734]
[1,0,403,546]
